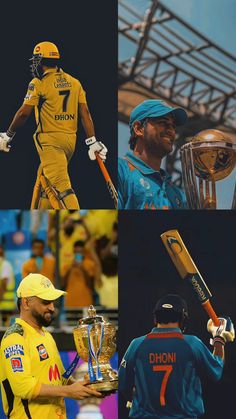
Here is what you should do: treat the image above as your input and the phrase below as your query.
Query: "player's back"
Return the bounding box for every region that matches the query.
[131,329,204,418]
[25,68,87,135]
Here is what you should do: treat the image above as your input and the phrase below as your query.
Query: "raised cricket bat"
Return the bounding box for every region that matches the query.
[161,229,220,326]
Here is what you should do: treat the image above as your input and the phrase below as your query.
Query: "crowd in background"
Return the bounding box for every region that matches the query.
[0,210,118,326]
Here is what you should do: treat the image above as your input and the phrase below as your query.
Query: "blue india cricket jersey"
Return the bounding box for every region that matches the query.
[118,153,187,210]
[119,327,224,418]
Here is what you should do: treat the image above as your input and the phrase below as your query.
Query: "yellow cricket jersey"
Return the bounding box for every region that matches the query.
[23,68,87,134]
[0,318,67,418]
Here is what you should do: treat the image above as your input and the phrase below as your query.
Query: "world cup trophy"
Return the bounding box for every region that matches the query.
[180,129,236,209]
[73,306,118,394]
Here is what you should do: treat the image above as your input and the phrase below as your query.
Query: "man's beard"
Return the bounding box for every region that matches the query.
[32,309,54,327]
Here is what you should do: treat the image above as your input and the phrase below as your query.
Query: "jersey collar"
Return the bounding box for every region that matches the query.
[16,318,47,336]
[125,151,171,180]
[43,67,62,76]
[151,327,182,333]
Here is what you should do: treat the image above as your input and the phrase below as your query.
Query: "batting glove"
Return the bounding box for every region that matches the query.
[85,136,108,162]
[0,132,12,152]
[207,317,235,345]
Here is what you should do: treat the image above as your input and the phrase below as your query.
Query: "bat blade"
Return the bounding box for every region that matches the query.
[161,229,220,326]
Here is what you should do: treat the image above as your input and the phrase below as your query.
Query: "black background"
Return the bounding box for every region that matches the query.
[119,210,236,419]
[0,0,117,209]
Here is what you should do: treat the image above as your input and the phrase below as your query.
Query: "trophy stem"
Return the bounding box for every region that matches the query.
[232,183,236,209]
[211,180,217,208]
[199,178,204,207]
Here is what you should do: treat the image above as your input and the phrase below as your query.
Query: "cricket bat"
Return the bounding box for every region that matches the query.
[161,230,220,326]
[96,154,118,209]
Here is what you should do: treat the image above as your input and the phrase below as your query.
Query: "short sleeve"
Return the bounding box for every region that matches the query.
[23,79,40,106]
[1,333,41,400]
[77,81,87,104]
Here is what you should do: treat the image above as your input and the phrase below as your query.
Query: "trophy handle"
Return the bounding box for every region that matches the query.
[199,179,216,209]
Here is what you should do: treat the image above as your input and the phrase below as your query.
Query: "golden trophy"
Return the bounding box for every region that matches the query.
[180,129,236,209]
[73,306,118,394]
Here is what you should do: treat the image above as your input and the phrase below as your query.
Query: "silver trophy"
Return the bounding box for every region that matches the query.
[181,129,236,209]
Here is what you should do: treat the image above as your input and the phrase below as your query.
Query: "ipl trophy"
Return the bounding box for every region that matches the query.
[73,305,118,394]
[180,129,236,209]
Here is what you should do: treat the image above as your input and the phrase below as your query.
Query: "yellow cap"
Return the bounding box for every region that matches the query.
[33,41,60,59]
[17,274,66,300]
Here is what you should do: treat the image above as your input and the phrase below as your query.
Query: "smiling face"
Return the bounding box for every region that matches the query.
[133,113,176,158]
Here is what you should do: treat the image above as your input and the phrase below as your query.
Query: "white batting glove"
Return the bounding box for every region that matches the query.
[85,136,108,162]
[0,133,11,152]
[207,317,235,345]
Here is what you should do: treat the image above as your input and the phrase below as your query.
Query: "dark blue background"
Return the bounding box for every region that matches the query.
[0,0,117,209]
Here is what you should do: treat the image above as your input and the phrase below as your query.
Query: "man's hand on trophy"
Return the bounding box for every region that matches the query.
[67,380,103,399]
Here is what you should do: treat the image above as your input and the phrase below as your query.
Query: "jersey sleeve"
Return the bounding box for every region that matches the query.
[1,332,41,400]
[186,335,224,381]
[77,80,87,104]
[119,336,145,400]
[23,78,40,106]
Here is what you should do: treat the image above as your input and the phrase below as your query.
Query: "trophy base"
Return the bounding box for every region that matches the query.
[87,379,118,394]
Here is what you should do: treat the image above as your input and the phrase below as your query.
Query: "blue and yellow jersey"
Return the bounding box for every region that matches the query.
[118,152,187,210]
[23,68,87,135]
[119,327,224,419]
[0,318,66,418]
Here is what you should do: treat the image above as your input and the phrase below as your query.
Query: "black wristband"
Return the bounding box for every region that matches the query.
[6,129,15,138]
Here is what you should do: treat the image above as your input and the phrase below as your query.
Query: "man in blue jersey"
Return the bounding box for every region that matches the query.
[119,294,235,419]
[118,100,188,209]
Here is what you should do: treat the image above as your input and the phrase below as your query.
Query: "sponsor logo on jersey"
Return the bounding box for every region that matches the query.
[121,358,127,368]
[49,364,60,381]
[140,178,150,190]
[4,344,24,358]
[54,76,72,89]
[36,344,49,361]
[55,114,75,120]
[54,81,72,88]
[11,357,24,372]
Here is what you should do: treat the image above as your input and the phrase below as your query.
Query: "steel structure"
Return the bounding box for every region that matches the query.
[118,0,236,182]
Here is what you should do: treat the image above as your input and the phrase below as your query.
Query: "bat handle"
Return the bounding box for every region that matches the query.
[202,300,220,326]
[95,153,110,182]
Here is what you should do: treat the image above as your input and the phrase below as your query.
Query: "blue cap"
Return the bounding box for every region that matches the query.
[129,99,188,132]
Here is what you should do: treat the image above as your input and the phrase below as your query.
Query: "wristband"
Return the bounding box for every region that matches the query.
[212,336,225,346]
[6,129,16,138]
[85,136,96,146]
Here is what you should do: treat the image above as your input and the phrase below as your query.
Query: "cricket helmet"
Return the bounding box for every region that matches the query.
[29,41,60,79]
[153,294,189,331]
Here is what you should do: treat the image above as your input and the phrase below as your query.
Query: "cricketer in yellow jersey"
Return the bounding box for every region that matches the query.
[0,41,108,209]
[0,273,102,418]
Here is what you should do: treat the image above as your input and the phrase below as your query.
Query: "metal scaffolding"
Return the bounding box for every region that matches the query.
[118,0,236,183]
